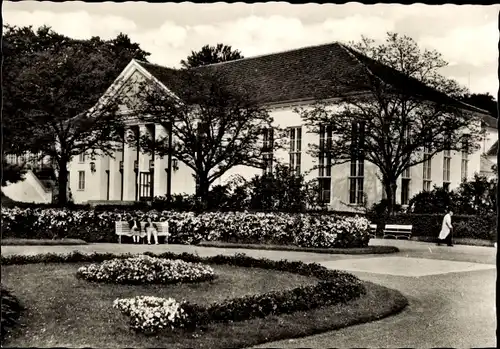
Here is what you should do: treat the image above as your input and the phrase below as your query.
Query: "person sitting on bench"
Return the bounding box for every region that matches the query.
[128,214,142,244]
[145,216,159,245]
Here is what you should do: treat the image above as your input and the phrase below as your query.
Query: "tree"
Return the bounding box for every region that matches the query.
[180,43,243,68]
[248,164,306,212]
[408,185,458,214]
[459,93,498,118]
[128,68,275,204]
[3,25,150,205]
[453,174,496,214]
[298,32,483,214]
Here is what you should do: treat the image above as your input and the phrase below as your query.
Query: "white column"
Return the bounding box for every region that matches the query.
[154,124,168,198]
[108,143,123,201]
[123,126,138,201]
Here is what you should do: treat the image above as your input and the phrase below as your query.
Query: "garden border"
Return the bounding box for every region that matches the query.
[199,241,400,254]
[1,250,409,345]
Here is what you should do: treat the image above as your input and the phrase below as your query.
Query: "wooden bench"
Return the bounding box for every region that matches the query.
[115,221,170,244]
[369,224,412,239]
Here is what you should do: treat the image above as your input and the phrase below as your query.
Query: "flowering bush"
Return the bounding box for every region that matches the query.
[76,255,215,284]
[1,251,365,335]
[1,207,371,248]
[113,296,187,333]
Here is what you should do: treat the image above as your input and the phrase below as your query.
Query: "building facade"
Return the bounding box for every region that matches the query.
[4,42,498,208]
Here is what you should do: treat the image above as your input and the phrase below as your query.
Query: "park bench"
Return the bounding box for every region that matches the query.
[369,223,412,239]
[115,221,170,244]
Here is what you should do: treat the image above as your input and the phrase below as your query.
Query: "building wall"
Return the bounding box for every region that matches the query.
[63,64,497,206]
[481,126,498,154]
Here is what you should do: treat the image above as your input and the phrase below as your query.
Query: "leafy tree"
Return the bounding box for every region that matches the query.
[408,185,458,214]
[408,175,496,215]
[1,163,26,187]
[298,32,483,214]
[128,68,275,204]
[3,25,150,204]
[180,43,244,68]
[459,93,498,118]
[453,174,496,214]
[248,164,306,212]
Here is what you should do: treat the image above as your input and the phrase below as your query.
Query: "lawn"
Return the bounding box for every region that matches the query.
[1,261,408,348]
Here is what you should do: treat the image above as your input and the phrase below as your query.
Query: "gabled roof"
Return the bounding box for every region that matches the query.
[136,42,371,105]
[486,140,498,156]
[480,154,495,174]
[135,41,492,118]
[481,114,498,129]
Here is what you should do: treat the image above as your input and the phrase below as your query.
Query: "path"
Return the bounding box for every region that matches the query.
[1,239,496,348]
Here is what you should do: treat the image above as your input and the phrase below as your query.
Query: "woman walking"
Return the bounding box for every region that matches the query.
[437,208,454,247]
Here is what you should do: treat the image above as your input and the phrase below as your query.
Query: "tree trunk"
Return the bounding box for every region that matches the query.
[57,158,69,206]
[195,174,210,207]
[383,177,398,215]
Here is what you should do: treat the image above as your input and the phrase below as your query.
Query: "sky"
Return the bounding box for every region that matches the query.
[4,1,499,97]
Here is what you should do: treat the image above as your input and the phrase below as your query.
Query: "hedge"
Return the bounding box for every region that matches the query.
[1,284,23,341]
[1,208,371,248]
[369,213,497,241]
[1,251,365,334]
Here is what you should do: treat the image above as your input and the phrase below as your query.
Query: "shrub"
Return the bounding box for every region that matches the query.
[2,251,365,335]
[408,175,497,215]
[370,213,497,241]
[1,208,372,248]
[1,284,23,341]
[76,255,215,284]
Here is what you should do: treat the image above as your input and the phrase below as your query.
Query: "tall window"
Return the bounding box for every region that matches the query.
[461,136,469,182]
[422,146,432,191]
[79,153,86,163]
[401,167,411,205]
[443,148,451,190]
[288,127,302,176]
[349,121,365,205]
[318,125,332,203]
[262,128,274,175]
[78,171,85,190]
[6,154,16,164]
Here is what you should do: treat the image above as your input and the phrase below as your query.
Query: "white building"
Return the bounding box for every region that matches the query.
[4,42,498,208]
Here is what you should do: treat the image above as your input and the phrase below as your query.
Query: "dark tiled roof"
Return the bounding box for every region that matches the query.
[486,140,498,156]
[135,42,493,121]
[481,113,498,128]
[137,43,371,105]
[480,155,495,173]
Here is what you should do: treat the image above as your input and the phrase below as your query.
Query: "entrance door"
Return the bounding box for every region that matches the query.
[139,172,152,201]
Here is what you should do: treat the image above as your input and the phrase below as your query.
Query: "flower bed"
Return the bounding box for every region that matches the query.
[1,251,365,335]
[113,296,187,333]
[76,255,216,284]
[0,208,371,248]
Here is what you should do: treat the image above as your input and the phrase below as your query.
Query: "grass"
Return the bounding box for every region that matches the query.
[1,238,88,246]
[199,241,399,254]
[1,262,408,348]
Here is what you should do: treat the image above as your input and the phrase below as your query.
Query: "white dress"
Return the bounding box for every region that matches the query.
[438,213,452,240]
